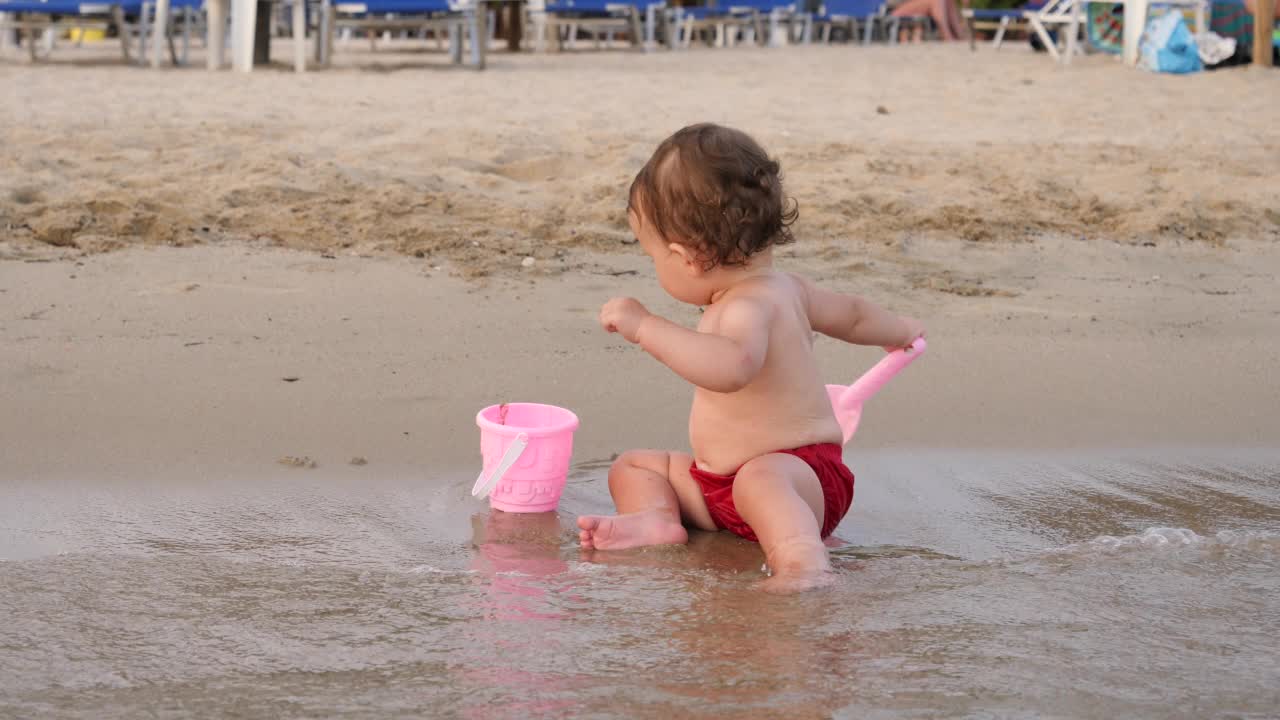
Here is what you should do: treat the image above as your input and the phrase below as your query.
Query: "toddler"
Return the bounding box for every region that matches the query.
[577,124,925,591]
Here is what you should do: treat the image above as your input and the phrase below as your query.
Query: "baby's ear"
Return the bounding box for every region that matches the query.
[668,242,704,276]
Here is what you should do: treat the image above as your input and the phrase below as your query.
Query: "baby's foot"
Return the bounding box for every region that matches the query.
[757,537,835,594]
[577,510,688,550]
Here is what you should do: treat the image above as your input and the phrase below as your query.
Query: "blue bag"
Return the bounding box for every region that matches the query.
[1138,11,1203,74]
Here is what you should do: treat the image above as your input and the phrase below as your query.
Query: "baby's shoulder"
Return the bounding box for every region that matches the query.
[706,273,807,327]
[733,271,807,303]
[748,272,811,316]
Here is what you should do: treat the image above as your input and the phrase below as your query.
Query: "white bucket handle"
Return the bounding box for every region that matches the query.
[472,433,528,499]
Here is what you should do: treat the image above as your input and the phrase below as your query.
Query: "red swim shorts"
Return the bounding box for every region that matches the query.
[688,443,854,543]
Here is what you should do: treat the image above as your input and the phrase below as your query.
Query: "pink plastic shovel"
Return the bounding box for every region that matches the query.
[826,337,927,445]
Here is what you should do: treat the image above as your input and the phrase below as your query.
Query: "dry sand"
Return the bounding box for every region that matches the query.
[1,44,1278,480]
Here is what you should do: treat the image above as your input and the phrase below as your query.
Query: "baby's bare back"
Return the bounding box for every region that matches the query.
[689,273,843,474]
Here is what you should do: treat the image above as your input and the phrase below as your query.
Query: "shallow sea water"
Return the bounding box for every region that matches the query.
[2,449,1278,718]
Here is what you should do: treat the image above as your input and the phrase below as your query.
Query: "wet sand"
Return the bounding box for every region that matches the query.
[2,241,1278,483]
[3,448,1278,718]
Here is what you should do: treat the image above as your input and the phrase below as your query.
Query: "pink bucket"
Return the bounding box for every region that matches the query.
[472,403,579,513]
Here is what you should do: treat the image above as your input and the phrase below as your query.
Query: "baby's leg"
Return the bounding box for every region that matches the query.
[732,453,833,591]
[577,450,715,550]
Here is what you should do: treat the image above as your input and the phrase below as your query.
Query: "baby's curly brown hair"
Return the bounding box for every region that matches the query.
[628,123,798,269]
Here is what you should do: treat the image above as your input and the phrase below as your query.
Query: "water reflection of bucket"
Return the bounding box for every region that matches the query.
[470,511,570,621]
[473,403,579,513]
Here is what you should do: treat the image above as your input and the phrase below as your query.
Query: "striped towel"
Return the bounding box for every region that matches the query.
[1211,0,1253,49]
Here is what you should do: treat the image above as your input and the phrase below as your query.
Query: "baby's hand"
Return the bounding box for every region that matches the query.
[884,316,926,352]
[599,297,651,344]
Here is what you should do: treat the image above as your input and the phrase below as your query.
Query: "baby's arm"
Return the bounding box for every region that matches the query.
[600,296,770,393]
[795,275,923,349]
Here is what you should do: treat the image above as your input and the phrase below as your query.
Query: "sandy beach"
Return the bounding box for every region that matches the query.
[3,44,1279,473]
[3,41,1280,719]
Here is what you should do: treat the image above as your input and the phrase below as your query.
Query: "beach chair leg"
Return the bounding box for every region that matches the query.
[181,6,191,62]
[1063,0,1080,64]
[529,10,543,52]
[469,5,485,69]
[552,20,562,48]
[643,3,656,49]
[315,0,326,61]
[149,0,169,67]
[137,3,151,65]
[206,0,225,67]
[323,1,335,64]
[1028,16,1059,60]
[628,8,643,48]
[291,0,305,70]
[448,19,462,63]
[1122,0,1146,64]
[167,22,179,64]
[991,15,1008,49]
[231,0,257,71]
[204,1,220,65]
[108,6,130,60]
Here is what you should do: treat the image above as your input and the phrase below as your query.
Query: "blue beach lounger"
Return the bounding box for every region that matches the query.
[0,0,201,63]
